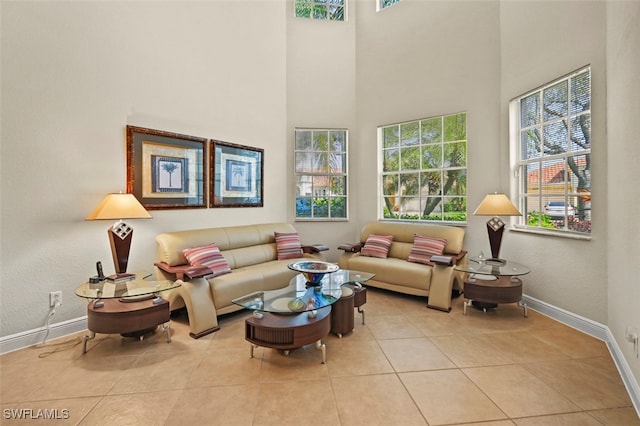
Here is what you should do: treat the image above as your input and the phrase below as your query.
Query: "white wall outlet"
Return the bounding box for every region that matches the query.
[49,291,62,308]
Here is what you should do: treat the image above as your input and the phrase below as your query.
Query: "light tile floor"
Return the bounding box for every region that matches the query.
[1,288,638,425]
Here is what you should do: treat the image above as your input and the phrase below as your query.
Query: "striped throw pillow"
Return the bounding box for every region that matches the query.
[183,243,231,277]
[407,234,447,265]
[360,234,393,258]
[275,232,304,260]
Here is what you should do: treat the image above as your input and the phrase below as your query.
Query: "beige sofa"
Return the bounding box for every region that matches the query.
[154,223,325,338]
[338,221,467,312]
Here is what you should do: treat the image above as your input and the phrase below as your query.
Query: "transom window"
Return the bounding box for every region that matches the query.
[295,129,348,220]
[379,0,400,11]
[295,0,345,21]
[380,112,467,223]
[511,66,591,236]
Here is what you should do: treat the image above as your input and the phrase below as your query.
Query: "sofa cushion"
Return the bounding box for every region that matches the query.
[361,234,393,258]
[343,254,432,291]
[407,234,447,265]
[183,243,231,277]
[274,232,304,260]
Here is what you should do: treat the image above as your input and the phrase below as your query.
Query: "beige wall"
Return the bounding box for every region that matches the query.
[1,1,288,335]
[500,1,608,323]
[285,0,358,261]
[606,0,640,385]
[354,0,502,255]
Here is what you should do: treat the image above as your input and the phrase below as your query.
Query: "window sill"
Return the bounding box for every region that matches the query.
[510,226,591,241]
[295,218,350,222]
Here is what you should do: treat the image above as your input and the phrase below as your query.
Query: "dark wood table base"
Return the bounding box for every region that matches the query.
[244,306,331,363]
[83,297,171,353]
[463,276,527,317]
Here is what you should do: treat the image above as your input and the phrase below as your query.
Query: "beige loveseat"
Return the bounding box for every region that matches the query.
[338,221,466,312]
[154,223,325,338]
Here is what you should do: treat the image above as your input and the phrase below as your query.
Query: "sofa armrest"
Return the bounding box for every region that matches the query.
[302,244,329,254]
[154,262,212,281]
[338,243,362,253]
[449,250,467,265]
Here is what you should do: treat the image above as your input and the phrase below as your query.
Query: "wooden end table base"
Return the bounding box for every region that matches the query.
[463,299,528,317]
[82,323,171,354]
[82,297,172,354]
[463,276,528,318]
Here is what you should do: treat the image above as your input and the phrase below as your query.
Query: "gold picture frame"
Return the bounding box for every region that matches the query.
[126,126,207,209]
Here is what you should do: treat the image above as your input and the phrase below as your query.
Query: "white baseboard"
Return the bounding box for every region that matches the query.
[522,295,609,341]
[0,316,88,355]
[523,294,640,416]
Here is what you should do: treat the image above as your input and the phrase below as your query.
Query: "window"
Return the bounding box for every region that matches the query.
[379,0,400,11]
[380,112,467,223]
[295,129,348,220]
[511,66,591,235]
[295,0,345,21]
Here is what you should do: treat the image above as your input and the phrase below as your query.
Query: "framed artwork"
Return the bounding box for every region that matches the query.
[210,140,263,207]
[126,126,207,209]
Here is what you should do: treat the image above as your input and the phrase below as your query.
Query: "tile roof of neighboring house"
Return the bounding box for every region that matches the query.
[527,156,588,184]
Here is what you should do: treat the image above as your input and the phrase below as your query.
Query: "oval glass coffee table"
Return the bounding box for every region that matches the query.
[75,274,181,353]
[232,269,374,363]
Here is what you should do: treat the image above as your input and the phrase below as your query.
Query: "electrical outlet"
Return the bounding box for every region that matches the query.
[49,291,62,308]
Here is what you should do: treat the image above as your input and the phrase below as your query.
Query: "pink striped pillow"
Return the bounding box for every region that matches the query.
[360,234,394,258]
[275,232,303,260]
[407,234,447,265]
[183,243,231,277]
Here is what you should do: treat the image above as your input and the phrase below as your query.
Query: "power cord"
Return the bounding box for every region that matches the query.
[41,299,62,345]
[37,337,83,358]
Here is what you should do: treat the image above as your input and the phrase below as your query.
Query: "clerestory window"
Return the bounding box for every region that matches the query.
[295,0,345,21]
[379,112,467,223]
[295,129,348,220]
[510,66,591,236]
[379,0,400,11]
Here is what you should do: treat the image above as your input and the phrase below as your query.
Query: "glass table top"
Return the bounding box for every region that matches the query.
[232,269,375,314]
[454,259,530,277]
[76,272,179,299]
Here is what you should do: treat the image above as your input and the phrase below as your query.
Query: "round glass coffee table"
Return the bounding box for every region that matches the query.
[232,269,374,363]
[454,259,530,317]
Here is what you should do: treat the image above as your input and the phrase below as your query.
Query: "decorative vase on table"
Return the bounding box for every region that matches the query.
[287,260,339,287]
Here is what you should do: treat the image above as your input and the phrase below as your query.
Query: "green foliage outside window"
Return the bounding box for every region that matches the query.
[295,129,348,220]
[295,0,345,21]
[381,112,467,223]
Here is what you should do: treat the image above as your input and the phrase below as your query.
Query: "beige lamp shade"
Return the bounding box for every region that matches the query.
[473,193,521,217]
[86,193,152,221]
[86,193,151,274]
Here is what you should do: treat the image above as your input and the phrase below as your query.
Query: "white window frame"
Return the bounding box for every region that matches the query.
[378,112,468,224]
[510,66,591,238]
[294,0,346,21]
[294,128,348,221]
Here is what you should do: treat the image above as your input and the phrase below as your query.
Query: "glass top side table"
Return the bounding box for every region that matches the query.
[75,272,180,353]
[454,259,530,317]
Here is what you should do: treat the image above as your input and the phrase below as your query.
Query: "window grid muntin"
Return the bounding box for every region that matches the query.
[380,112,467,223]
[295,128,348,220]
[514,66,591,234]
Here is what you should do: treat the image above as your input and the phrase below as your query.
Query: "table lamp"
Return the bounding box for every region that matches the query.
[86,193,152,274]
[473,193,521,264]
